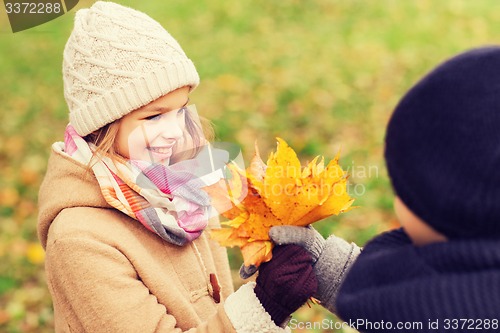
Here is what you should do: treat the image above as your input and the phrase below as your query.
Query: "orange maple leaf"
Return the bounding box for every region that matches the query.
[205,138,354,267]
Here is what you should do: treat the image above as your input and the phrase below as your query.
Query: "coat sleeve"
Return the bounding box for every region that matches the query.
[360,228,412,254]
[45,235,289,332]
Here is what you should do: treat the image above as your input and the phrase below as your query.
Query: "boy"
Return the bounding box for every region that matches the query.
[271,46,500,332]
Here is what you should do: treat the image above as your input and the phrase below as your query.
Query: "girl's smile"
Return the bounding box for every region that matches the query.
[146,142,177,161]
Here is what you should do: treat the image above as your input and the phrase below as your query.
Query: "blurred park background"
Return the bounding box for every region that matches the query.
[1,0,500,332]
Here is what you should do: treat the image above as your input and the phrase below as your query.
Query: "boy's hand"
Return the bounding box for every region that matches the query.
[269,225,361,313]
[238,226,325,279]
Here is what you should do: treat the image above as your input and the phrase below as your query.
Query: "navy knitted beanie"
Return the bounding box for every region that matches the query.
[385,46,500,240]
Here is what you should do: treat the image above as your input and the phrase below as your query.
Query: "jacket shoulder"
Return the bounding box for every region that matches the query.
[46,206,138,245]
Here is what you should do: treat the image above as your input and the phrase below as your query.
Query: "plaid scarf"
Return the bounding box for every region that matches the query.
[62,124,221,246]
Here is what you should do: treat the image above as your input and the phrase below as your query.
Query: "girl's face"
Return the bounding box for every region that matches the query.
[115,86,190,165]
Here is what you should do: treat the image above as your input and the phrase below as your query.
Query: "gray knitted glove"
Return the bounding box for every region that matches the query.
[269,225,361,313]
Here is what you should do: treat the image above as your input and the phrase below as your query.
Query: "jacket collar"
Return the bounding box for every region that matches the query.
[37,143,110,248]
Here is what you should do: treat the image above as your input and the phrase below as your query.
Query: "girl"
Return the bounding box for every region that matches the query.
[37,2,317,332]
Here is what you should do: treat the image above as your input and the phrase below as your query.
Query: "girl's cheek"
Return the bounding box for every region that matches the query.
[173,135,188,153]
[170,134,194,163]
[123,125,150,159]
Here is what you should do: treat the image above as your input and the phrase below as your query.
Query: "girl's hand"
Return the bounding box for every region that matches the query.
[254,244,317,326]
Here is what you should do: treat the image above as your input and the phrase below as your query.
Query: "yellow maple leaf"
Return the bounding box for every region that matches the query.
[206,138,354,267]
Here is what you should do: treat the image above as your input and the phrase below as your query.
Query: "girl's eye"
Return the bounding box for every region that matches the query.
[144,107,186,121]
[145,113,162,121]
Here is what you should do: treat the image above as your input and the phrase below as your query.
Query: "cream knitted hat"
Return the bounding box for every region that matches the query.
[63,1,200,136]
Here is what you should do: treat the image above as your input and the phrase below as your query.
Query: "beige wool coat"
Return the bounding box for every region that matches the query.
[38,143,290,333]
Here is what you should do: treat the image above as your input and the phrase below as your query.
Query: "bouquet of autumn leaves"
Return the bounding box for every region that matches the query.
[205,138,354,268]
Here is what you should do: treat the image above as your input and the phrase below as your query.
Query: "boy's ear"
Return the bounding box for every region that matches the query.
[394,197,447,246]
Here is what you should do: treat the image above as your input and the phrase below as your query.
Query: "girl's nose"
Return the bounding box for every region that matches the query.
[160,114,184,140]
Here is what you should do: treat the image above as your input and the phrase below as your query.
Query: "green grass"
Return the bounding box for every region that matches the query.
[1,0,500,331]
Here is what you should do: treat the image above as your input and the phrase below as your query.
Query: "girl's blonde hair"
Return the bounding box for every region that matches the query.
[83,108,214,168]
